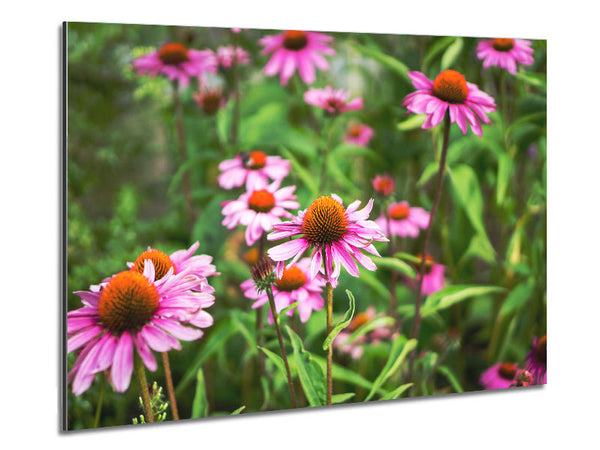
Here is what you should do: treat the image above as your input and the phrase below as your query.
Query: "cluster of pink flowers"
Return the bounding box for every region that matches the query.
[67,242,218,395]
[132,40,251,117]
[480,335,546,390]
[219,151,295,246]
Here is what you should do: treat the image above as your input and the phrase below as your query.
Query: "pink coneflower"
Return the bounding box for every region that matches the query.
[410,254,445,296]
[132,42,217,87]
[218,151,291,190]
[260,30,335,85]
[127,241,218,281]
[375,201,430,238]
[402,69,496,136]
[333,307,396,359]
[304,86,363,115]
[241,257,325,324]
[480,362,519,390]
[67,261,213,395]
[267,195,388,286]
[476,38,534,74]
[345,123,374,147]
[525,335,547,384]
[371,174,395,197]
[221,180,300,246]
[193,86,227,115]
[217,45,251,69]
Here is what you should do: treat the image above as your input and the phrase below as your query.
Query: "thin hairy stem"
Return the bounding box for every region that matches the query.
[409,113,451,375]
[134,354,154,423]
[265,287,298,408]
[161,352,179,420]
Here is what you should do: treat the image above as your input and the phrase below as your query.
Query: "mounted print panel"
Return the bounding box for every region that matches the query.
[63,22,546,430]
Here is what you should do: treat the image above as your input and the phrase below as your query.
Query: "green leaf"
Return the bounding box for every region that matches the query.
[330,144,383,163]
[496,153,514,206]
[311,354,385,395]
[357,267,389,299]
[326,151,362,197]
[344,316,395,347]
[417,161,440,186]
[440,37,464,71]
[513,72,546,91]
[499,279,535,317]
[176,320,236,394]
[350,42,411,84]
[395,252,423,265]
[258,346,287,379]
[280,146,318,198]
[323,290,356,351]
[375,256,417,279]
[448,164,495,257]
[191,369,208,419]
[421,285,505,317]
[230,406,246,415]
[437,365,464,393]
[280,301,299,316]
[380,383,413,400]
[397,114,426,131]
[365,335,417,401]
[286,325,326,406]
[459,234,496,265]
[423,36,456,70]
[239,103,288,147]
[231,310,256,354]
[332,393,355,404]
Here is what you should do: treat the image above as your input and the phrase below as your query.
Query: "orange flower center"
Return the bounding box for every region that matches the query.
[535,335,547,364]
[415,254,435,274]
[283,30,308,51]
[348,125,363,138]
[389,203,410,220]
[242,151,268,170]
[498,362,518,380]
[132,249,176,280]
[432,70,469,104]
[492,38,515,52]
[158,43,189,65]
[275,266,307,292]
[373,176,394,195]
[349,312,371,331]
[98,271,159,333]
[248,189,276,213]
[301,196,349,246]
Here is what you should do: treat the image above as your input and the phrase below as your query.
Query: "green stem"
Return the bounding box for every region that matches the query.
[161,352,179,420]
[93,372,105,428]
[326,281,333,406]
[322,248,333,406]
[172,81,195,231]
[409,113,451,374]
[319,116,336,193]
[265,286,298,408]
[386,212,400,324]
[134,354,154,423]
[230,31,240,147]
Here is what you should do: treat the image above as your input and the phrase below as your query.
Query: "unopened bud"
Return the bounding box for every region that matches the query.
[251,256,276,294]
